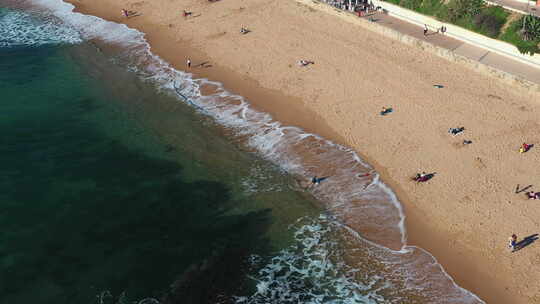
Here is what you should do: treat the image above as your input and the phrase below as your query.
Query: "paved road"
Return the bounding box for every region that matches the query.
[363,11,540,84]
[486,0,540,17]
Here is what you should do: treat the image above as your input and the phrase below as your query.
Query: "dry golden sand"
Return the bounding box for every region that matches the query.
[67,0,540,302]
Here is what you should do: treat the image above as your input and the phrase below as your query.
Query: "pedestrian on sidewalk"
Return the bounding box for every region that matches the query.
[441,25,447,35]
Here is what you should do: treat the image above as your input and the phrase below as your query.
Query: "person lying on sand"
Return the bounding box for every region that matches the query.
[448,127,465,136]
[380,107,393,116]
[240,27,251,34]
[183,10,193,17]
[413,172,436,183]
[526,191,540,200]
[298,60,315,67]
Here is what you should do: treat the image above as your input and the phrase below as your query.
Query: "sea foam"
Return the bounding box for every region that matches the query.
[0,9,81,47]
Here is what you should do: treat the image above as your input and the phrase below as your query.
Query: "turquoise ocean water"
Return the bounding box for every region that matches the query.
[0,2,485,304]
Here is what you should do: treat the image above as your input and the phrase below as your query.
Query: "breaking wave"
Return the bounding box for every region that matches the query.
[0,9,81,48]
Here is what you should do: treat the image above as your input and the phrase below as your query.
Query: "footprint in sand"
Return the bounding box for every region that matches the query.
[475,156,487,169]
[487,94,502,100]
[131,1,145,8]
[460,195,472,204]
[206,31,228,40]
[452,142,464,149]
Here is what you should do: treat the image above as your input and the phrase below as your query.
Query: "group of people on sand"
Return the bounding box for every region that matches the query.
[448,127,465,136]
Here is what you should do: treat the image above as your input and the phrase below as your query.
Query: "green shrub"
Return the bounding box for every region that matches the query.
[398,0,444,15]
[444,0,484,22]
[435,5,451,20]
[520,14,540,41]
[516,43,540,55]
[417,0,445,15]
[402,0,422,10]
[484,5,509,21]
[472,6,508,38]
[500,18,540,55]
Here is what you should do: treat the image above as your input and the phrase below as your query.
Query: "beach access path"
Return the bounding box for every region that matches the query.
[358,9,540,84]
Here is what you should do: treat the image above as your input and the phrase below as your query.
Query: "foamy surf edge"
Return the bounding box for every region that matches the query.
[21,1,484,302]
[0,8,82,47]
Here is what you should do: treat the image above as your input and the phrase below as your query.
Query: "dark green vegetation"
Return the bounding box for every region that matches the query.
[501,14,540,55]
[382,0,540,54]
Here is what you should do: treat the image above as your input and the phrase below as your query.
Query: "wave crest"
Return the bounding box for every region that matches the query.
[0,9,81,48]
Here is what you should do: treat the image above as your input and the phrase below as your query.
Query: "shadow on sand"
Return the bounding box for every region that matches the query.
[513,234,539,252]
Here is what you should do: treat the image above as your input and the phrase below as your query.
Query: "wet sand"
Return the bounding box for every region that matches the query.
[65,0,540,303]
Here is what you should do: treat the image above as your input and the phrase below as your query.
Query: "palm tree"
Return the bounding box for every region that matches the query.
[520,14,540,41]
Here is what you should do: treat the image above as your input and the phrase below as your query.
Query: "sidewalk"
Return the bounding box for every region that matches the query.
[363,11,540,84]
[486,0,540,17]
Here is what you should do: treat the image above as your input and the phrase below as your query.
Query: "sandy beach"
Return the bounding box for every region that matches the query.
[61,0,540,302]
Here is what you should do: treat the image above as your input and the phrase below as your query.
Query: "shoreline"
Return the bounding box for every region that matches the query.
[59,0,540,303]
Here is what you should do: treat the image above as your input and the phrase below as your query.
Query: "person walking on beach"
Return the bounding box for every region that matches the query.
[186,59,191,68]
[423,24,428,36]
[508,234,518,252]
[121,9,129,18]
